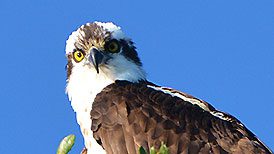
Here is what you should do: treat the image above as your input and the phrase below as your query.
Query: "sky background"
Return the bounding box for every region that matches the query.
[0,0,273,153]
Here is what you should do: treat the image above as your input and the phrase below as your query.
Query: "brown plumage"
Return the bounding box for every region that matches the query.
[91,80,272,154]
[65,22,272,154]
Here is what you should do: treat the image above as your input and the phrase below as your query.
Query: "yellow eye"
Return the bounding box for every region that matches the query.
[73,50,85,62]
[106,39,120,53]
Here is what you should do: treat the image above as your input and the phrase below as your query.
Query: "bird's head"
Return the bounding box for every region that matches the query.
[65,22,146,83]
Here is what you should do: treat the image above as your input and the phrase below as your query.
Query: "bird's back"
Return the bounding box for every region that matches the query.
[91,80,272,154]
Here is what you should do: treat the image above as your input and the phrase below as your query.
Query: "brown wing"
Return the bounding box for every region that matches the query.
[90,80,272,154]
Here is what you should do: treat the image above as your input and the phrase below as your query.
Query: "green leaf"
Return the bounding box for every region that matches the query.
[139,146,147,154]
[57,134,76,154]
[149,147,156,154]
[158,143,169,154]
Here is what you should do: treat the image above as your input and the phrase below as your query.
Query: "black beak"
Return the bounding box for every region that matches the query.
[90,48,104,74]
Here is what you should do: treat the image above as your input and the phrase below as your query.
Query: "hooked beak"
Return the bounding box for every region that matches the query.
[89,48,104,74]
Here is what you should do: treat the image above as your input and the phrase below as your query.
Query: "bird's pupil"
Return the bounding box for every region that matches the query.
[109,44,115,50]
[77,52,82,57]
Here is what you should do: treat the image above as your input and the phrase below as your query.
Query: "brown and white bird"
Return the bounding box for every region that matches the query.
[65,22,272,154]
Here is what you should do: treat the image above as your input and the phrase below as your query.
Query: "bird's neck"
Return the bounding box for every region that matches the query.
[67,56,146,106]
[66,58,146,114]
[66,59,146,111]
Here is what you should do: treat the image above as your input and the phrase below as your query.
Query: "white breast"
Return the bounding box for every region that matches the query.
[66,65,114,154]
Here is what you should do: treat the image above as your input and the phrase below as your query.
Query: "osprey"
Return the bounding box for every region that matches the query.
[65,22,272,154]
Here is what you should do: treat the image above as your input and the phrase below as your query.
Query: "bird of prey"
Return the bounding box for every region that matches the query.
[65,22,272,154]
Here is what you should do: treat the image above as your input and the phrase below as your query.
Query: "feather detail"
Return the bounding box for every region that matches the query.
[91,80,272,154]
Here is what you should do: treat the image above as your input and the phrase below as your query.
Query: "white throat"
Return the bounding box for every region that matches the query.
[66,55,146,153]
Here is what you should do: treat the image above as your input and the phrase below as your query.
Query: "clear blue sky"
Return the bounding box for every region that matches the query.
[0,0,273,153]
